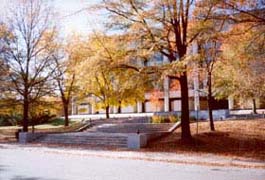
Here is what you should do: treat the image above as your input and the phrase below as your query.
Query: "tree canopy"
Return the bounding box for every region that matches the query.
[75,32,150,118]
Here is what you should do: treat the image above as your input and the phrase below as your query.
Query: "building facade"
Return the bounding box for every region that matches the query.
[71,45,228,115]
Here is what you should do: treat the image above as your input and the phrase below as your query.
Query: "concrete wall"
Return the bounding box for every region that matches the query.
[127,132,168,149]
[19,132,44,144]
[190,109,229,120]
[229,109,265,115]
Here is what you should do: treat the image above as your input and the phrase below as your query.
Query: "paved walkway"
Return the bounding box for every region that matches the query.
[0,144,264,180]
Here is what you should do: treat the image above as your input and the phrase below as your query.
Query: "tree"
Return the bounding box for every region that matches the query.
[74,33,115,119]
[214,22,265,113]
[95,0,219,141]
[203,0,265,114]
[0,0,57,132]
[0,24,12,97]
[112,67,149,113]
[0,59,9,96]
[75,32,148,119]
[212,0,265,24]
[194,17,227,131]
[50,37,78,127]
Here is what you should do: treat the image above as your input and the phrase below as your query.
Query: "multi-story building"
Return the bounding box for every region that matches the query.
[71,46,228,116]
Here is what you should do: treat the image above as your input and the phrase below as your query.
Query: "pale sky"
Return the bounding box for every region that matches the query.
[0,0,104,37]
[53,0,104,36]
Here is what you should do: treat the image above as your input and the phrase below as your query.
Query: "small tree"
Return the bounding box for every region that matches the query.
[51,38,78,126]
[195,18,226,131]
[76,32,149,118]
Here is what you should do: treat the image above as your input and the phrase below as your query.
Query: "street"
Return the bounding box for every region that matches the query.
[0,144,264,180]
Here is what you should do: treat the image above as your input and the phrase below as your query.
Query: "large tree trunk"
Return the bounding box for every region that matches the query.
[207,72,215,131]
[252,98,257,114]
[22,97,29,132]
[180,72,192,141]
[105,105,110,119]
[63,101,69,127]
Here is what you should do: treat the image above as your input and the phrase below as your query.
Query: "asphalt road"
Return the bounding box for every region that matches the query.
[0,145,264,180]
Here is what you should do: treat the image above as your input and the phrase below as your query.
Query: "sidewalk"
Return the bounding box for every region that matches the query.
[1,143,264,169]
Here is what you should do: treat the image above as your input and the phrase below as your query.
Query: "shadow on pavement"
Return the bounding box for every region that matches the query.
[0,165,61,180]
[0,165,6,172]
[10,176,60,180]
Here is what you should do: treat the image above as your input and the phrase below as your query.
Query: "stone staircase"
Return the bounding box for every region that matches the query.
[20,117,180,149]
[83,117,150,128]
[35,132,128,148]
[86,123,174,133]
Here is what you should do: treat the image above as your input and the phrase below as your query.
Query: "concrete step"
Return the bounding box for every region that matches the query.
[92,123,174,133]
[38,140,127,147]
[38,138,127,144]
[34,133,128,148]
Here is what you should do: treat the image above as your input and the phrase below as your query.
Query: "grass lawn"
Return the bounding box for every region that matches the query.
[0,118,84,138]
[146,119,265,161]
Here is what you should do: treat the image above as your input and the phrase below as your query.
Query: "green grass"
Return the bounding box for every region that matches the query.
[0,117,76,130]
[49,118,69,126]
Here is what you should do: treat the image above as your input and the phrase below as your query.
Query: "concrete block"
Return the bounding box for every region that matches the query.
[127,134,147,149]
[19,132,43,144]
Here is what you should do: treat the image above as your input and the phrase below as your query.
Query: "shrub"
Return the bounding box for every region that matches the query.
[189,116,197,122]
[0,114,22,126]
[152,115,172,123]
[168,115,180,123]
[0,113,57,127]
[78,108,88,114]
[48,117,68,126]
[29,113,56,125]
[152,115,164,123]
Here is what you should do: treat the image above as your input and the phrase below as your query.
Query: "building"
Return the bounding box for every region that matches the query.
[71,46,228,116]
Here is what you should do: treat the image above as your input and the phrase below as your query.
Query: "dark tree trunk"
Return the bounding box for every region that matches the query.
[118,100,121,113]
[22,97,29,132]
[252,98,257,114]
[207,72,215,131]
[106,105,110,119]
[208,97,215,131]
[63,101,69,127]
[180,72,192,141]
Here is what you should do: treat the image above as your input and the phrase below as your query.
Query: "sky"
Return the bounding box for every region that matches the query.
[53,0,104,36]
[0,0,104,37]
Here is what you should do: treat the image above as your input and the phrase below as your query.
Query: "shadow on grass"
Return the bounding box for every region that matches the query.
[146,131,265,161]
